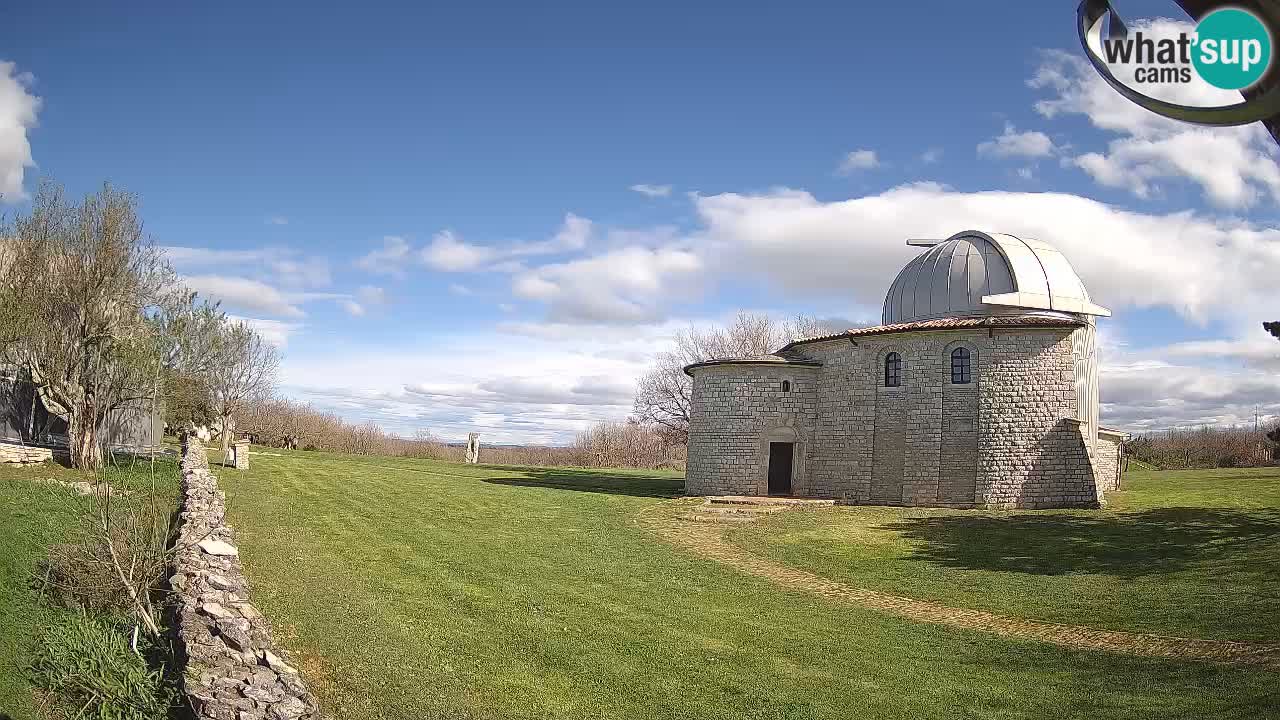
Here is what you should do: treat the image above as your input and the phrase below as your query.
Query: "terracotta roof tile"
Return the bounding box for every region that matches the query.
[781,314,1085,350]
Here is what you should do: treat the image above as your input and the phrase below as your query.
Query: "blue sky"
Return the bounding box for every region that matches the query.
[3,1,1279,442]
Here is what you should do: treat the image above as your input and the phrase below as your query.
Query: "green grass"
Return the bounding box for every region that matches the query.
[729,466,1280,644]
[0,455,180,720]
[220,450,1280,720]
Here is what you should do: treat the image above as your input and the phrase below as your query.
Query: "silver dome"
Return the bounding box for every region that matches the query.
[881,230,1110,325]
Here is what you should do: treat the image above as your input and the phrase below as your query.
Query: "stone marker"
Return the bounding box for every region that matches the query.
[465,432,481,464]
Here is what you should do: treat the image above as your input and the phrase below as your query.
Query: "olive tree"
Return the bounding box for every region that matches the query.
[633,312,831,444]
[0,183,173,470]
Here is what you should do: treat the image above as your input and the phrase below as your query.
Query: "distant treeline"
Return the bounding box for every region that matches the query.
[235,397,685,470]
[1126,422,1279,470]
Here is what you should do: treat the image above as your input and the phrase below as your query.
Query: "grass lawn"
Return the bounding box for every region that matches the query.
[729,467,1280,644]
[0,455,180,720]
[220,451,1280,720]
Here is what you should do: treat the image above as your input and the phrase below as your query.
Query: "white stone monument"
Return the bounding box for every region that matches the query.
[465,433,481,464]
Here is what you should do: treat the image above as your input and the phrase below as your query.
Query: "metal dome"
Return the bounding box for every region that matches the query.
[881,230,1110,325]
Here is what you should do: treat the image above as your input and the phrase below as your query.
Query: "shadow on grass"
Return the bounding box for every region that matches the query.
[482,468,684,498]
[882,508,1280,578]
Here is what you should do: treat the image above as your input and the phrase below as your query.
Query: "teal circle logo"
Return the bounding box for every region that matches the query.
[1191,8,1272,90]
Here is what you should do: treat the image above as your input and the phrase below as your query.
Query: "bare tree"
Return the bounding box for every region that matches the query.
[0,183,173,470]
[633,312,833,444]
[207,322,279,454]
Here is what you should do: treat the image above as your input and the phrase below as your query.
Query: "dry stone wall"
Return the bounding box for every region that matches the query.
[171,438,320,720]
[0,440,54,464]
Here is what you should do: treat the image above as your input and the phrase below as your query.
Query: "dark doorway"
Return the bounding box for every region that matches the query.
[767,442,794,496]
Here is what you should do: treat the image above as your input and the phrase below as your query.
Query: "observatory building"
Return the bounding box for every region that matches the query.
[684,230,1127,508]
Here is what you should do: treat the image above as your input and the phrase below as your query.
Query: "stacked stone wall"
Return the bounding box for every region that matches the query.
[171,439,319,720]
[686,327,1110,508]
[0,440,54,464]
[685,366,818,495]
[977,331,1100,508]
[1094,435,1123,493]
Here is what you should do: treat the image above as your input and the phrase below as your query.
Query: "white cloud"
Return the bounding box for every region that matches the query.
[837,149,879,174]
[421,230,496,271]
[356,236,413,277]
[448,283,474,296]
[977,123,1055,158]
[225,315,302,348]
[512,245,703,324]
[0,61,40,203]
[420,213,594,272]
[266,215,288,226]
[1016,167,1035,180]
[1030,21,1280,208]
[692,184,1280,328]
[185,275,306,318]
[1101,360,1280,431]
[356,285,386,305]
[920,148,943,164]
[277,326,677,443]
[339,299,365,317]
[163,245,330,289]
[630,183,673,198]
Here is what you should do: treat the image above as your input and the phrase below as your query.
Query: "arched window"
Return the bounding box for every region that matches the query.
[951,347,972,384]
[884,352,902,387]
[781,380,791,393]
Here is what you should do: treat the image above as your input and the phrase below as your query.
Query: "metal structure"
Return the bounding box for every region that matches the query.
[883,230,1111,325]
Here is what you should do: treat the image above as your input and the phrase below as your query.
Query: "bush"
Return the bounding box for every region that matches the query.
[28,611,176,720]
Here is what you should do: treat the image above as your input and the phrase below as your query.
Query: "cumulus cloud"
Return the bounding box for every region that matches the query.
[511,245,703,324]
[1031,21,1280,208]
[977,123,1055,158]
[356,236,414,277]
[184,275,306,318]
[420,214,594,272]
[837,149,879,174]
[0,61,40,203]
[1101,360,1280,431]
[693,183,1280,327]
[630,183,673,198]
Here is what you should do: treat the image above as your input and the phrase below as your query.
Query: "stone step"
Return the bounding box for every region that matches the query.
[675,512,759,525]
[706,495,836,507]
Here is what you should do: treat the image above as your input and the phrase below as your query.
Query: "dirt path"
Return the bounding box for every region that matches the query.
[636,500,1280,669]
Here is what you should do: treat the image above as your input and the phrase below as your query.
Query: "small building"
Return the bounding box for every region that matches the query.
[0,366,162,456]
[684,230,1128,509]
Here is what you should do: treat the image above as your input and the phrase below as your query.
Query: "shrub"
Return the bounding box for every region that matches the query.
[28,611,176,720]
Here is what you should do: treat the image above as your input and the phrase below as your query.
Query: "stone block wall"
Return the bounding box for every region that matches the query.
[1094,433,1124,493]
[686,326,1111,508]
[976,331,1100,508]
[171,439,320,720]
[685,365,818,495]
[0,440,54,464]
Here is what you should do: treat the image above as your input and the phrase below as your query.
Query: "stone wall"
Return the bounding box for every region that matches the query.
[1094,433,1124,493]
[0,440,54,464]
[685,365,819,495]
[686,327,1111,508]
[171,439,319,720]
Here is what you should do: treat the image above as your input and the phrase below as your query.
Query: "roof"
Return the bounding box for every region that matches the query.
[1098,426,1131,440]
[683,353,823,376]
[779,314,1086,352]
[882,230,1110,325]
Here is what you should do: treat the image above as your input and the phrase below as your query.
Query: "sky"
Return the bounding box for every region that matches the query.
[2,0,1279,444]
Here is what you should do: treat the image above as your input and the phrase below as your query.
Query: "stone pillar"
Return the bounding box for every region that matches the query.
[465,433,481,464]
[232,439,250,470]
